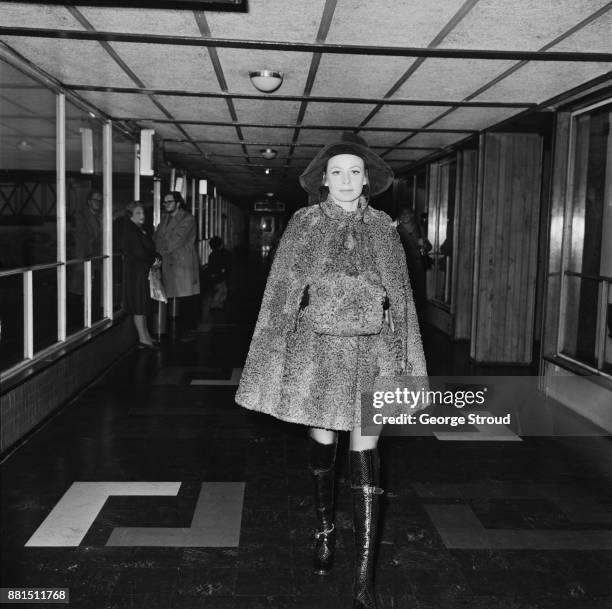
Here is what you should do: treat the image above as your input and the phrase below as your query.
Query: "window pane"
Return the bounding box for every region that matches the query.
[0,273,23,371]
[33,267,57,353]
[428,161,455,306]
[561,103,612,371]
[65,101,104,327]
[0,59,57,269]
[113,131,137,314]
[561,274,599,367]
[66,260,85,335]
[91,258,104,324]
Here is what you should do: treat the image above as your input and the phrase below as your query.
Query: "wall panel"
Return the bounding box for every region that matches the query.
[472,133,543,363]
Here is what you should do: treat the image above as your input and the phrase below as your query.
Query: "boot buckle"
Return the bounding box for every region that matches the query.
[314,523,335,539]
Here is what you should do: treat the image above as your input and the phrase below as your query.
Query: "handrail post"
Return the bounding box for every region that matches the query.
[102,120,113,318]
[84,260,92,328]
[23,270,33,359]
[57,92,66,341]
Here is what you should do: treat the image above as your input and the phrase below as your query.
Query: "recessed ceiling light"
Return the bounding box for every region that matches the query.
[260,148,277,160]
[88,111,96,118]
[17,140,32,152]
[266,192,274,197]
[265,168,271,175]
[249,70,283,93]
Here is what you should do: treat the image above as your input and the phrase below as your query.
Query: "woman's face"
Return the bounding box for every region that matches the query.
[130,206,145,226]
[324,154,367,205]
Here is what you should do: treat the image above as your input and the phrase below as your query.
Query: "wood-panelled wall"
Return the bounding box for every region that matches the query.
[452,149,478,340]
[471,133,543,363]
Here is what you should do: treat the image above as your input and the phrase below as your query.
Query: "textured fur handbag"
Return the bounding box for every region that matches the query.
[300,273,387,336]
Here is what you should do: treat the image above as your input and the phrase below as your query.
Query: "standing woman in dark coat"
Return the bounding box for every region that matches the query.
[236,133,427,609]
[122,201,160,349]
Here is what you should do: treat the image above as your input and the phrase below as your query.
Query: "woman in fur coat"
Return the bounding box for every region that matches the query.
[236,133,427,609]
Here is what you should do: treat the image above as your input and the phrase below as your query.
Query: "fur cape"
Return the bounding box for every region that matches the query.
[235,196,427,431]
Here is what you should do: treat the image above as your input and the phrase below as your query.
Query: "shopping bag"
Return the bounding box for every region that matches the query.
[148,267,167,303]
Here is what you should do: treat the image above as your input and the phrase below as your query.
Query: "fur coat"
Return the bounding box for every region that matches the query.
[235,196,427,431]
[153,208,200,298]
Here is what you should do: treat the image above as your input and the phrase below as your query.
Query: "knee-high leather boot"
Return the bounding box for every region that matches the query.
[350,448,383,609]
[309,437,338,575]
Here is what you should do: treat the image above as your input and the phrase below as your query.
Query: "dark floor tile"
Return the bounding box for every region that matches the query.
[406,568,472,603]
[233,596,293,609]
[235,568,293,596]
[174,567,236,597]
[180,548,238,569]
[111,567,178,603]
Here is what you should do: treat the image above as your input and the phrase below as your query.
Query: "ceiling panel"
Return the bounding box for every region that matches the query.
[181,124,239,141]
[140,122,185,140]
[393,58,519,101]
[0,2,81,29]
[432,106,519,130]
[311,54,413,98]
[296,129,345,145]
[13,118,55,138]
[197,143,248,156]
[206,0,326,42]
[546,12,612,53]
[165,141,198,154]
[232,99,300,124]
[154,95,232,122]
[0,87,56,116]
[383,149,430,162]
[240,127,295,144]
[394,132,467,149]
[0,118,54,139]
[79,7,202,36]
[79,91,169,119]
[0,36,137,88]
[440,0,611,50]
[326,0,467,47]
[0,59,44,86]
[109,43,222,92]
[472,62,611,104]
[302,102,376,126]
[216,48,312,96]
[244,145,310,160]
[359,131,434,149]
[366,105,454,130]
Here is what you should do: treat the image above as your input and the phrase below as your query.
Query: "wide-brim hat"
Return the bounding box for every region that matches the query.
[299,132,394,197]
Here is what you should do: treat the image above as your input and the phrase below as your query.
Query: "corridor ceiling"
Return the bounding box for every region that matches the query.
[0,0,611,206]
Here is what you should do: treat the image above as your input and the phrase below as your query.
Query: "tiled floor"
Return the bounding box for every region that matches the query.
[1,258,611,608]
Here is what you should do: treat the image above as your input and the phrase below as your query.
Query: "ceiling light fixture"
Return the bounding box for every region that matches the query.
[249,70,283,93]
[17,140,32,152]
[265,192,274,197]
[260,148,277,160]
[265,168,271,175]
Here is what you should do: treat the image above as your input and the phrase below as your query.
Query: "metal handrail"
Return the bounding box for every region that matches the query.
[564,270,612,283]
[0,255,114,278]
[561,269,611,371]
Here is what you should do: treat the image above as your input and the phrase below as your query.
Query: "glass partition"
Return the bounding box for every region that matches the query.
[0,59,58,269]
[0,274,23,371]
[427,159,456,306]
[65,100,104,333]
[560,101,612,373]
[112,130,137,314]
[33,267,58,353]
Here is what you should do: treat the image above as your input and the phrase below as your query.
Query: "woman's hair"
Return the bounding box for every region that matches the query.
[165,191,185,207]
[319,158,370,203]
[125,200,143,217]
